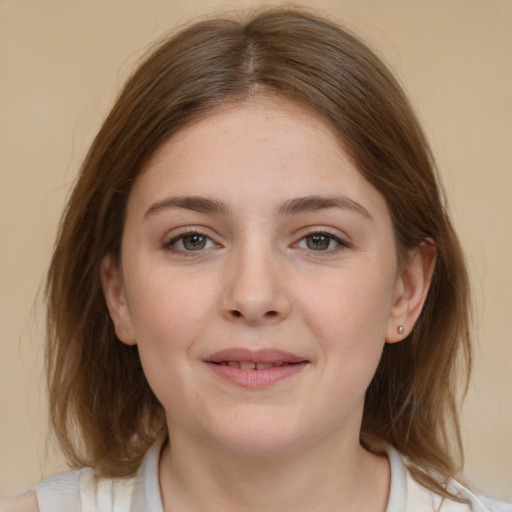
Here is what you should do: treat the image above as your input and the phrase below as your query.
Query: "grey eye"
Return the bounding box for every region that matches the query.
[165,232,216,252]
[181,234,208,251]
[305,234,331,250]
[295,232,347,252]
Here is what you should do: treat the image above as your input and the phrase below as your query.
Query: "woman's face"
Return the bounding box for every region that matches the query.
[102,97,420,456]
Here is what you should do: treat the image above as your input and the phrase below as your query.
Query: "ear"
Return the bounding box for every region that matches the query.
[386,241,436,343]
[100,254,137,345]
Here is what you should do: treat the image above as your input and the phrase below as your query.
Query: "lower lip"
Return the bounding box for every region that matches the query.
[206,362,308,388]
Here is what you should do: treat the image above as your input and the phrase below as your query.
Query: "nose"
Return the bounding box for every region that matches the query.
[221,242,291,325]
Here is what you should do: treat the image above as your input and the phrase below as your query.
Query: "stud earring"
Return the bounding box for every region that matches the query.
[397,325,404,335]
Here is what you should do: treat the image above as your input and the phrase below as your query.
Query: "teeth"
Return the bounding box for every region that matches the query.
[240,362,256,370]
[256,363,274,370]
[219,361,278,370]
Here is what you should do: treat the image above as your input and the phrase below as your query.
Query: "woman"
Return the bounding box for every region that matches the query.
[2,7,510,511]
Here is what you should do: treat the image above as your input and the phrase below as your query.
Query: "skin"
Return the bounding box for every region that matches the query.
[101,96,434,511]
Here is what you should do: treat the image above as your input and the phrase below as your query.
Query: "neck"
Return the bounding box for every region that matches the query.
[158,425,390,512]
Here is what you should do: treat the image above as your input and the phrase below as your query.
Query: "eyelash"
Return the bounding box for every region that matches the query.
[163,228,217,254]
[162,228,350,254]
[294,229,350,253]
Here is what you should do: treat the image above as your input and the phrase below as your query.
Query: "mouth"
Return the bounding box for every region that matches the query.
[205,347,307,366]
[214,361,299,370]
[204,348,309,388]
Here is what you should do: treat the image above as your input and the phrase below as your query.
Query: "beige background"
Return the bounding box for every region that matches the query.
[1,0,510,502]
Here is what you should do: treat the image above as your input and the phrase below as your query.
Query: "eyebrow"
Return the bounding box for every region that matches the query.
[144,194,371,220]
[276,195,372,219]
[144,196,230,218]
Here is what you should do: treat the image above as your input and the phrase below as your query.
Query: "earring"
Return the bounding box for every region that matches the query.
[397,325,404,335]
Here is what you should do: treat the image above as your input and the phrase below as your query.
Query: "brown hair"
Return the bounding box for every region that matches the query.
[46,6,471,498]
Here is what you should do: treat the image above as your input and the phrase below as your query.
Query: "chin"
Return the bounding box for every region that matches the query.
[217,431,302,458]
[200,411,314,458]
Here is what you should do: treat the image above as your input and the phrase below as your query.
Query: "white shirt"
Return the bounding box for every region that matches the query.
[26,438,512,511]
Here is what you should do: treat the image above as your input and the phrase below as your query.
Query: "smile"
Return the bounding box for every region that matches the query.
[216,361,296,370]
[205,348,309,388]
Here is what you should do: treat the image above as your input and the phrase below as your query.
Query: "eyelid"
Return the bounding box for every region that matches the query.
[162,227,220,253]
[160,225,351,253]
[298,226,351,243]
[293,227,352,252]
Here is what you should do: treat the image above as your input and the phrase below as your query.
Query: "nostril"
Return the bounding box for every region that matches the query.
[264,310,278,318]
[232,310,242,317]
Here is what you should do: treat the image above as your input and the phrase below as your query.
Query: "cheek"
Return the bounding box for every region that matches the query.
[126,264,213,340]
[306,267,393,334]
[299,267,394,378]
[125,278,213,417]
[123,270,214,387]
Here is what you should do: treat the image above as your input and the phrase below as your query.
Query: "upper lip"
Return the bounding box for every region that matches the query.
[205,348,308,365]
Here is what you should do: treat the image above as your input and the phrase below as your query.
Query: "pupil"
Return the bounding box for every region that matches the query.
[184,234,206,250]
[307,234,329,250]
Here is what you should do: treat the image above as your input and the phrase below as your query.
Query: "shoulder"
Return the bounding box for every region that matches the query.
[446,480,511,512]
[385,444,511,512]
[34,467,134,512]
[0,491,39,512]
[0,471,83,512]
[4,435,165,512]
[407,464,511,512]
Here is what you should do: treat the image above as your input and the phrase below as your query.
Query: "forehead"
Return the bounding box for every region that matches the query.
[152,96,343,161]
[126,96,387,219]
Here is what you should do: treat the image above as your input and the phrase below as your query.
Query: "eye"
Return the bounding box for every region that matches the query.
[165,232,216,252]
[296,232,347,252]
